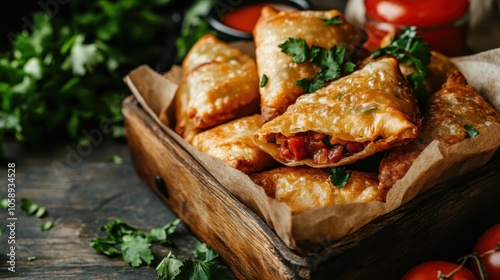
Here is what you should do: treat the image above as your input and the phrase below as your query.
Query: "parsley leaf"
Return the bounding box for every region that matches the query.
[330,167,351,188]
[41,220,55,232]
[260,74,268,88]
[0,198,8,209]
[193,242,219,262]
[279,38,310,63]
[156,242,227,280]
[156,252,184,280]
[90,219,180,267]
[464,125,479,138]
[371,26,431,106]
[21,198,47,218]
[295,79,324,93]
[321,16,343,25]
[103,154,124,165]
[122,235,154,267]
[280,39,356,93]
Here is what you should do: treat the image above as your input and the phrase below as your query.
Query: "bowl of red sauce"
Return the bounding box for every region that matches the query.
[209,0,312,41]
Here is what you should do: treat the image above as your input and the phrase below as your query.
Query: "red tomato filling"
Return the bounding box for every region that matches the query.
[266,132,366,164]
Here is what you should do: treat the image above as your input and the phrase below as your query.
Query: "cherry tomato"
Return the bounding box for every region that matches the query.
[402,261,477,280]
[471,223,500,280]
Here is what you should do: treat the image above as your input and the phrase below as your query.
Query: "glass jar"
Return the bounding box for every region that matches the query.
[364,0,469,56]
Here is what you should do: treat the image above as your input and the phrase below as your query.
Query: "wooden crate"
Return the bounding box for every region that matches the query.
[123,96,500,279]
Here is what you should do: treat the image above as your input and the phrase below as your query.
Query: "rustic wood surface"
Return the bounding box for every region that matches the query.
[0,140,235,279]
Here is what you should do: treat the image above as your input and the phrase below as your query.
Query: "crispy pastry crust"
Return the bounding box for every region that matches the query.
[250,167,385,214]
[174,34,260,142]
[254,57,421,168]
[191,115,277,174]
[254,6,363,122]
[379,71,500,189]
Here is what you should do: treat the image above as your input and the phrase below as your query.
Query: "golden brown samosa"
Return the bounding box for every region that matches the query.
[191,115,276,174]
[379,71,500,189]
[174,34,260,142]
[250,167,385,214]
[254,57,421,168]
[254,6,363,122]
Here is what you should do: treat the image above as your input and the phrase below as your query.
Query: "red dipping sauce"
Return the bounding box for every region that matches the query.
[222,4,295,33]
[364,0,470,56]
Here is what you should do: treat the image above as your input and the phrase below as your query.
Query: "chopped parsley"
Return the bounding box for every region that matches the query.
[261,74,269,88]
[41,220,55,232]
[330,167,351,188]
[156,242,227,280]
[103,154,124,165]
[321,16,343,25]
[464,125,479,138]
[371,26,431,106]
[21,198,47,218]
[90,218,180,267]
[279,38,356,93]
[28,256,37,261]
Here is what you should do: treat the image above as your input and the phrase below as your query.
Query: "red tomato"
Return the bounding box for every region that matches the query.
[286,136,309,161]
[471,223,500,280]
[402,261,477,280]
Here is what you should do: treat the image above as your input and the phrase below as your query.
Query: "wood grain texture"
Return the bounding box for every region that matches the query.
[124,95,500,279]
[0,141,213,279]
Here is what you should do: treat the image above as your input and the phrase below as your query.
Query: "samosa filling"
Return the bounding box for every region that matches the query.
[266,132,366,164]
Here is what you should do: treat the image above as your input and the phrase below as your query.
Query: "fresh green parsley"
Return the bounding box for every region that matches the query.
[279,39,356,93]
[321,16,343,25]
[28,256,37,261]
[278,38,310,63]
[41,220,55,232]
[103,154,124,165]
[464,125,479,138]
[0,198,8,209]
[371,26,431,106]
[90,218,180,267]
[330,167,351,188]
[261,75,269,88]
[156,242,227,280]
[121,235,154,267]
[21,198,47,218]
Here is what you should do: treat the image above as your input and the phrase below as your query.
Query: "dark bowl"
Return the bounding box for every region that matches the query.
[208,0,312,42]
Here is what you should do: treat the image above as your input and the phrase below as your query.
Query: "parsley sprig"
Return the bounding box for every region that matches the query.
[371,26,431,106]
[279,38,356,93]
[90,218,180,267]
[330,167,351,188]
[156,242,227,280]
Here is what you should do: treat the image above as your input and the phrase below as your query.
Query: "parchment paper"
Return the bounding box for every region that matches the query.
[124,47,500,253]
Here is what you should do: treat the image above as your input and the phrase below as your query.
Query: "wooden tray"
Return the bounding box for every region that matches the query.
[123,96,500,279]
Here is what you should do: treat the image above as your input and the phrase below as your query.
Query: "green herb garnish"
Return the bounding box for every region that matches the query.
[279,39,355,93]
[464,125,479,138]
[21,198,47,218]
[156,242,227,280]
[41,220,55,232]
[90,218,180,267]
[321,16,343,25]
[371,26,431,106]
[330,167,351,188]
[28,256,37,261]
[104,154,124,165]
[278,38,311,63]
[261,75,269,88]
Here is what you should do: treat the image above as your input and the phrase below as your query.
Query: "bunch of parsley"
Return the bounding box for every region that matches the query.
[0,0,174,156]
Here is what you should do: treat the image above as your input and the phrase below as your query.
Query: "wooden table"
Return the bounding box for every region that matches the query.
[0,140,233,279]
